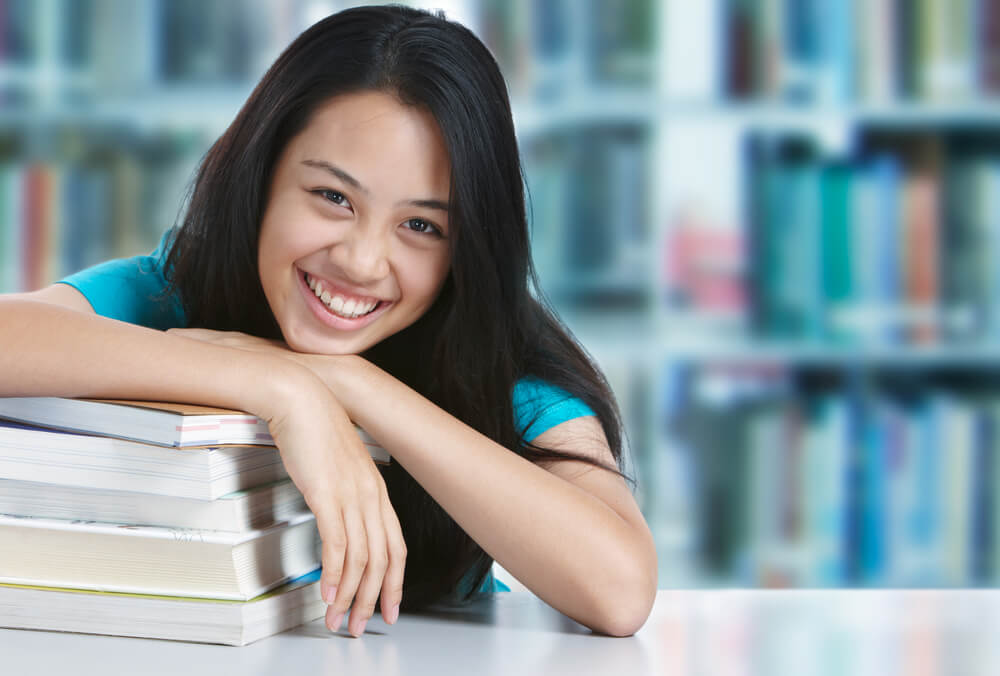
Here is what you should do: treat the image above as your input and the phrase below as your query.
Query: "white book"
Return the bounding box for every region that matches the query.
[0,569,325,646]
[0,478,307,532]
[0,421,288,500]
[0,512,319,601]
[0,397,385,456]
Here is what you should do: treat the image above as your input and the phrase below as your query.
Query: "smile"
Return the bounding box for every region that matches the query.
[303,272,383,319]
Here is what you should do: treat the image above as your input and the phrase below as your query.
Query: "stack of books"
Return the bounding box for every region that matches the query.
[0,397,389,645]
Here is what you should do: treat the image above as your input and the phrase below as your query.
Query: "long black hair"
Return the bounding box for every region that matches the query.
[165,4,629,608]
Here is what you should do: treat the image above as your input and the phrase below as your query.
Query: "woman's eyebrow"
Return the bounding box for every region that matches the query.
[301,158,449,212]
[302,159,369,195]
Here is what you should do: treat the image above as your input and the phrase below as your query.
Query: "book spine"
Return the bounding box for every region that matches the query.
[820,163,855,341]
[901,171,941,344]
[859,404,887,583]
[971,405,994,584]
[941,398,974,585]
[979,0,1000,94]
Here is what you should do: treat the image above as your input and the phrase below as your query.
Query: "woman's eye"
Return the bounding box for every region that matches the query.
[403,218,442,237]
[313,189,351,209]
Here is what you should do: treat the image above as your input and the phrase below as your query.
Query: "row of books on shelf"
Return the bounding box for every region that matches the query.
[748,138,1000,345]
[481,0,654,97]
[0,396,388,645]
[681,389,1000,589]
[4,0,655,98]
[724,0,1000,103]
[0,156,186,293]
[0,0,286,94]
[524,128,649,307]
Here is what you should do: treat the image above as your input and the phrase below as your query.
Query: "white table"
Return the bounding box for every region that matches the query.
[3,589,998,675]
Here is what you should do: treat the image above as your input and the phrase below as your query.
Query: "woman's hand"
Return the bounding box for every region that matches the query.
[266,380,406,637]
[169,330,405,637]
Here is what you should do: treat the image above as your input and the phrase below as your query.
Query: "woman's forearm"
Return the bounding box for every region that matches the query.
[0,298,300,418]
[313,354,657,636]
[0,300,408,635]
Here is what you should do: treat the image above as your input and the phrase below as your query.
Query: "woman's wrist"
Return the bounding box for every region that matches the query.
[235,352,321,422]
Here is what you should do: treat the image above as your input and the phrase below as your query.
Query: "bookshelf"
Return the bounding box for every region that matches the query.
[6,0,1000,589]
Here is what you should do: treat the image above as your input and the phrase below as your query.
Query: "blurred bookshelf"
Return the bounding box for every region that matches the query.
[6,0,1000,590]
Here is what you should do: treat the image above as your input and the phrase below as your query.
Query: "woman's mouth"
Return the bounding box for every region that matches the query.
[304,272,382,319]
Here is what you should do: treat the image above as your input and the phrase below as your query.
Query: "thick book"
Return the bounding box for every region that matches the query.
[0,397,386,456]
[0,478,307,532]
[0,512,320,601]
[0,421,288,500]
[0,569,325,646]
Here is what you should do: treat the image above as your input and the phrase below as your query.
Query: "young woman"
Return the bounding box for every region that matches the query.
[0,5,657,637]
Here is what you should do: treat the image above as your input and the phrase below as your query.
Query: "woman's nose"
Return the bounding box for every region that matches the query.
[332,221,391,283]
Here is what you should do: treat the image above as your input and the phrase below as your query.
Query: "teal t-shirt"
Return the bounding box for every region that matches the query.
[57,229,597,594]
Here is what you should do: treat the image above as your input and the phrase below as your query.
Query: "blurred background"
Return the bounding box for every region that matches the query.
[3,0,1000,591]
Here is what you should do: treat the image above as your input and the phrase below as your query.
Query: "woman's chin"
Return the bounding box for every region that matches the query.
[283,328,370,356]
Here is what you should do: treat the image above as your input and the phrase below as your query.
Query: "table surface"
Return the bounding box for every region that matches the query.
[3,588,999,676]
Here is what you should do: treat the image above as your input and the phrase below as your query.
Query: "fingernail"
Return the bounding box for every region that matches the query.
[356,619,368,636]
[323,585,337,604]
[329,612,344,632]
[388,603,400,624]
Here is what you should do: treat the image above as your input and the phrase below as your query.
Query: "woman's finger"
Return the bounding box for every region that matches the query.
[310,505,347,616]
[348,502,390,636]
[379,492,406,625]
[327,503,368,632]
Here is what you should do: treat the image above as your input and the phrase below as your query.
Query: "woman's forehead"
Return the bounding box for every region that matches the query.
[285,92,451,201]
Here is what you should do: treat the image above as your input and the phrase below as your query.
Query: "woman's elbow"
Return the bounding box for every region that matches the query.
[588,555,658,637]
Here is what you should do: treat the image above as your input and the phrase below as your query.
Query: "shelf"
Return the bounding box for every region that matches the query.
[512,88,657,139]
[6,87,1000,137]
[564,317,1000,368]
[655,99,1000,125]
[0,84,254,132]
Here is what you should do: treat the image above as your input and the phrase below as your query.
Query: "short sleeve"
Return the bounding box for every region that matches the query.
[513,377,597,443]
[56,228,186,330]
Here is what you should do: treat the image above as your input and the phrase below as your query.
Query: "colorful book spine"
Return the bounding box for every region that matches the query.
[901,171,941,344]
[819,162,855,341]
[802,397,849,586]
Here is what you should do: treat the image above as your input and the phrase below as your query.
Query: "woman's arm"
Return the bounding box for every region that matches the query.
[168,328,658,635]
[295,352,658,636]
[0,289,406,637]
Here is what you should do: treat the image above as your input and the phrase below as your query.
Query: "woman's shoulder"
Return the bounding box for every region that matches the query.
[56,228,186,330]
[513,376,596,443]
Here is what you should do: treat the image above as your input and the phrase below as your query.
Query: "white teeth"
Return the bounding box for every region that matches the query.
[305,273,379,319]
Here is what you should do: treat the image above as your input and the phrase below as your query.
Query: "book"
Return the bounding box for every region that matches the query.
[0,477,307,532]
[0,511,319,601]
[0,569,325,646]
[0,421,288,500]
[0,397,385,455]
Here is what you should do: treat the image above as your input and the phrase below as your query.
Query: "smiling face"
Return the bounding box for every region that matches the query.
[257,91,453,355]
